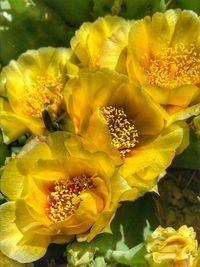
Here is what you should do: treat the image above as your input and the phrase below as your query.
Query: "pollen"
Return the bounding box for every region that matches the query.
[20,76,65,120]
[100,106,139,158]
[143,43,200,89]
[46,175,93,223]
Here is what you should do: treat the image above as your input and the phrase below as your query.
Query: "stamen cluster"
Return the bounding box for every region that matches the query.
[143,43,200,89]
[46,175,93,223]
[20,76,64,119]
[100,106,139,158]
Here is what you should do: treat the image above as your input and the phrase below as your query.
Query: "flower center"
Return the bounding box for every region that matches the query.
[20,76,64,119]
[46,175,93,223]
[143,43,200,89]
[100,106,139,158]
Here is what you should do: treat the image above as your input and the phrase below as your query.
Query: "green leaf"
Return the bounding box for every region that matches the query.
[111,193,158,247]
[43,243,66,260]
[0,193,7,205]
[0,134,10,167]
[92,0,115,18]
[172,128,200,170]
[92,0,166,19]
[42,0,93,27]
[166,0,200,14]
[109,243,147,266]
[0,0,74,66]
[118,0,166,19]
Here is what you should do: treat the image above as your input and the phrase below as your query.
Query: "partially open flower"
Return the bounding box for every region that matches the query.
[0,132,127,263]
[127,9,200,122]
[70,15,131,70]
[64,69,187,200]
[0,47,77,143]
[145,225,199,267]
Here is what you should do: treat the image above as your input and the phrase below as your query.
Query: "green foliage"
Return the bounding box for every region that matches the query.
[167,0,200,14]
[0,0,74,66]
[42,0,94,27]
[0,132,10,167]
[67,242,97,267]
[92,0,115,18]
[118,0,166,19]
[172,128,200,170]
[92,0,166,19]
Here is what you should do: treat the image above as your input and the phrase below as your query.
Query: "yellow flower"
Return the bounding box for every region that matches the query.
[70,15,131,69]
[0,131,129,263]
[64,69,187,200]
[127,9,200,123]
[145,225,199,267]
[0,47,77,144]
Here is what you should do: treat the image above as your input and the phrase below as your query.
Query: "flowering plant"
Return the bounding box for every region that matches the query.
[0,1,199,267]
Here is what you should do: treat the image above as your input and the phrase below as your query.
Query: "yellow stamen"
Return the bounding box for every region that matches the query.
[20,76,64,119]
[46,175,93,223]
[100,106,139,158]
[143,43,200,89]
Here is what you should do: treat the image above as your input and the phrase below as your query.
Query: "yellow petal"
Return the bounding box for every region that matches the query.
[85,204,119,242]
[166,102,200,126]
[0,251,26,267]
[0,98,28,144]
[71,15,127,68]
[17,138,52,175]
[120,123,185,194]
[1,159,25,200]
[170,10,200,47]
[0,202,50,263]
[99,20,133,71]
